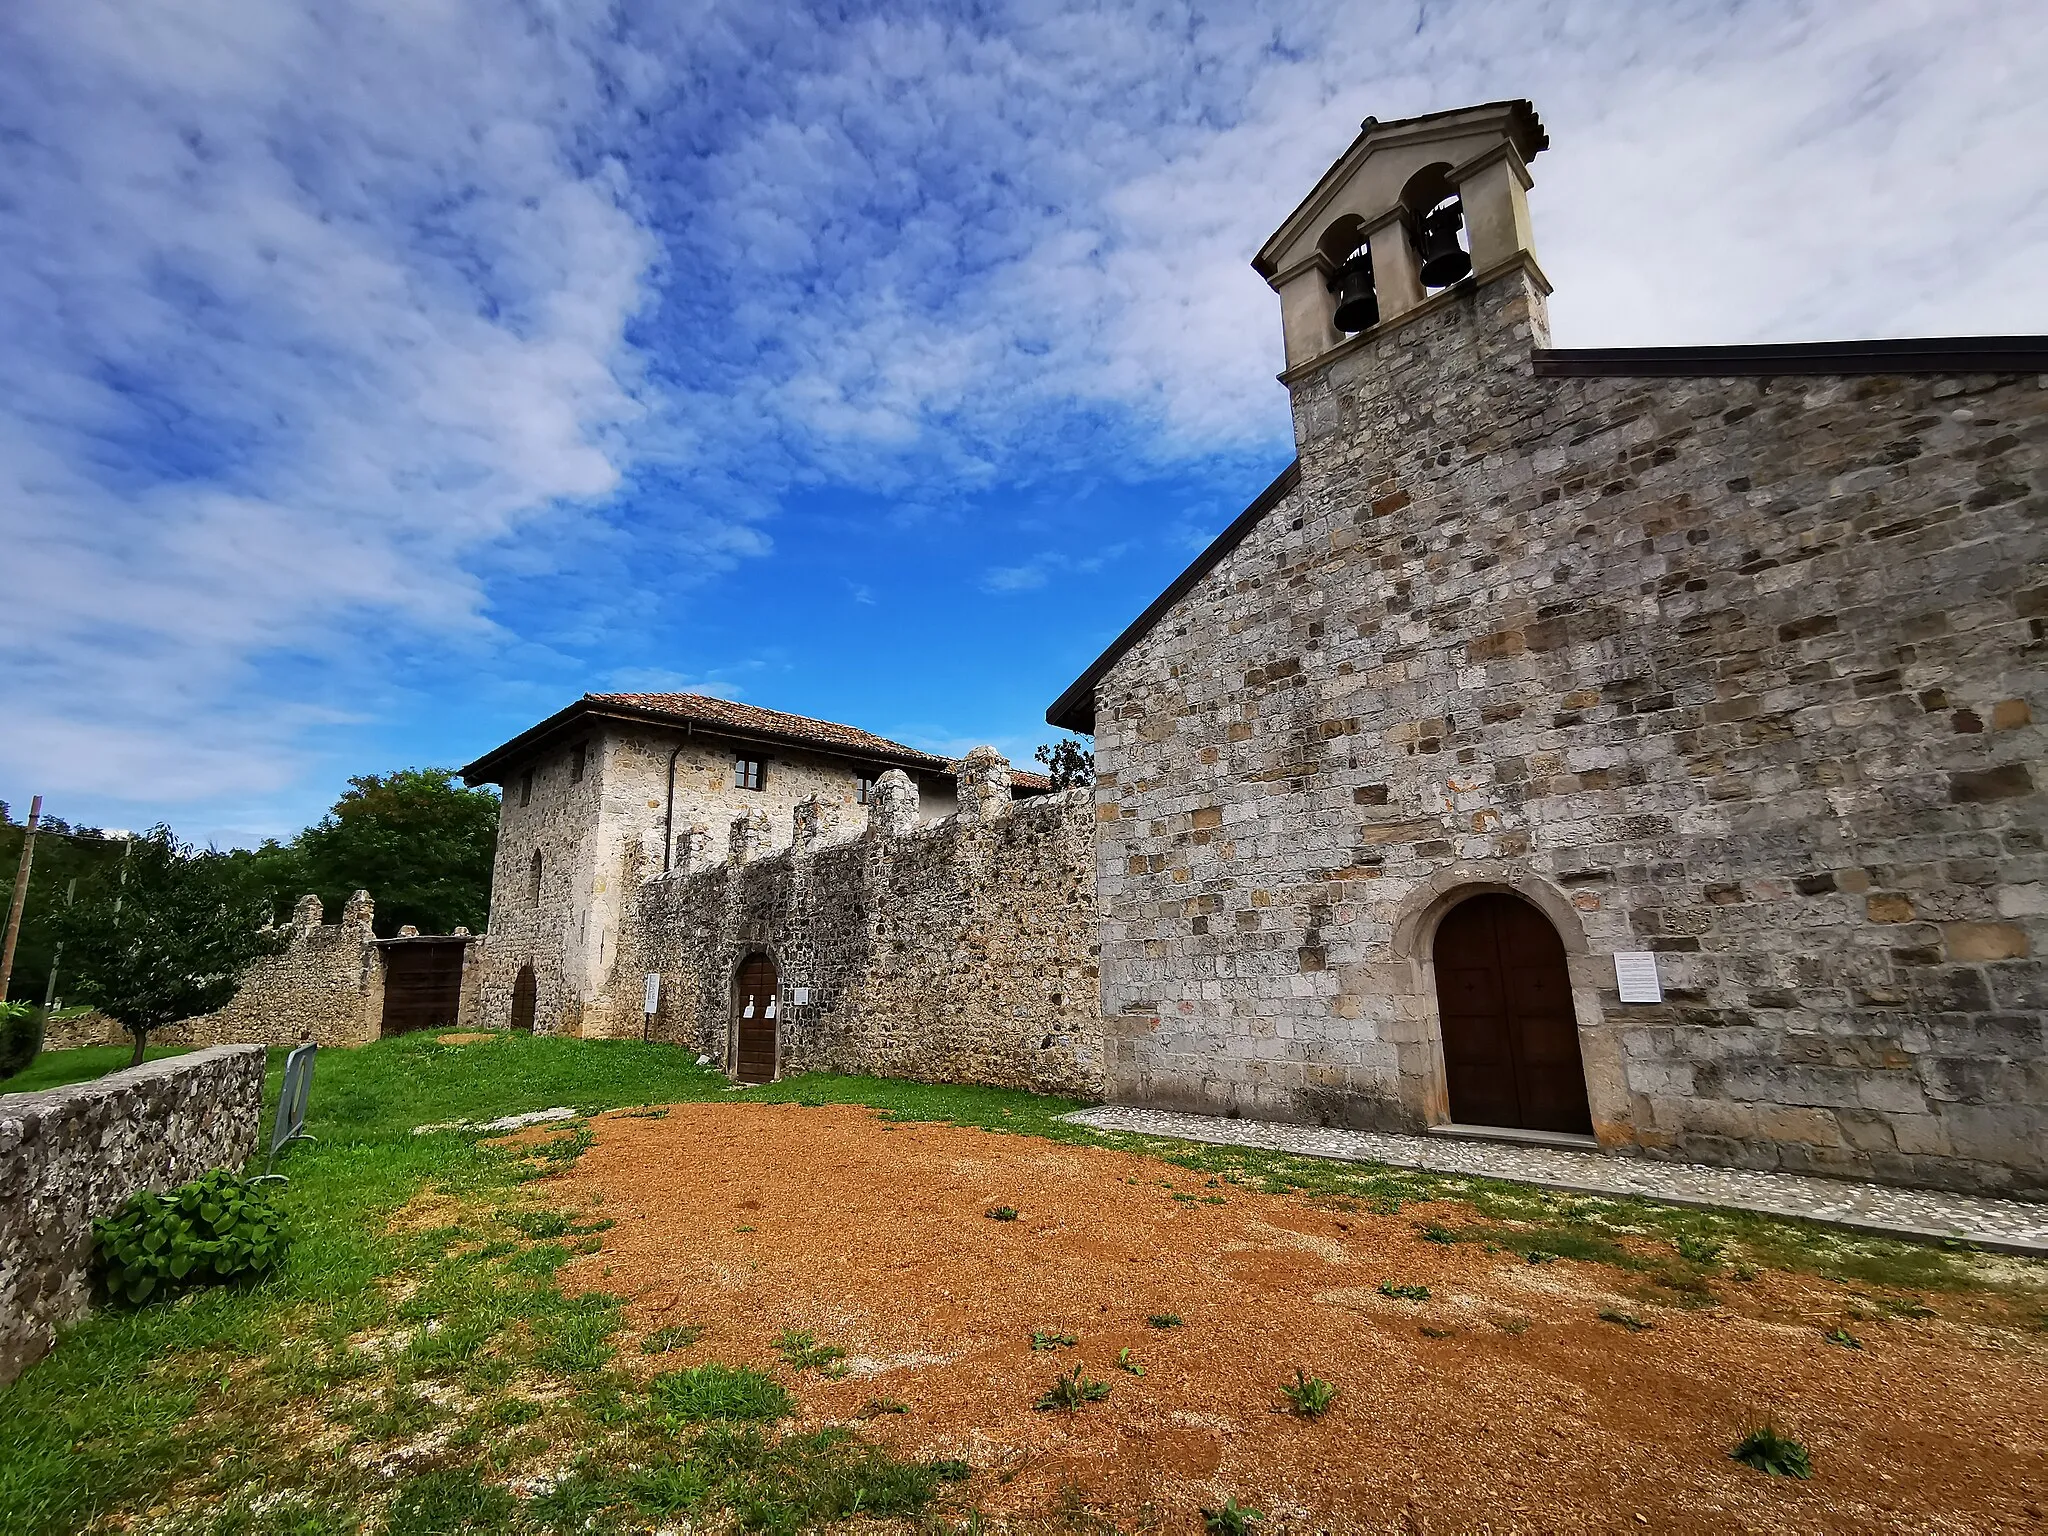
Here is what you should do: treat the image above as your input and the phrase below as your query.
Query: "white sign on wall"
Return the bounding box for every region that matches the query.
[643,973,661,1015]
[1613,951,1663,1004]
[792,986,811,1006]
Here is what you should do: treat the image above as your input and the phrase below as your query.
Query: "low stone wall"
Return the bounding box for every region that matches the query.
[616,757,1104,1098]
[0,1045,266,1385]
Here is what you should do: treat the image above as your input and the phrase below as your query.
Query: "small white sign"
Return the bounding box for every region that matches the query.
[1613,951,1662,1004]
[792,986,811,1006]
[643,973,660,1015]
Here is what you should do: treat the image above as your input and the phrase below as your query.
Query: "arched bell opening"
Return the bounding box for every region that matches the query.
[1316,213,1378,334]
[730,951,780,1085]
[1399,163,1473,290]
[1431,892,1591,1134]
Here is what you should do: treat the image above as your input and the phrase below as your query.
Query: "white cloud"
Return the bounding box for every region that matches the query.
[6,0,2045,833]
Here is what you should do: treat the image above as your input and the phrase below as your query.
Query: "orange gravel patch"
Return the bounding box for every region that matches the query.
[551,1102,2048,1534]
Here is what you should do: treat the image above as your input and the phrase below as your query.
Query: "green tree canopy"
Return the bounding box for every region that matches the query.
[1034,737,1095,790]
[45,827,291,1064]
[290,768,499,937]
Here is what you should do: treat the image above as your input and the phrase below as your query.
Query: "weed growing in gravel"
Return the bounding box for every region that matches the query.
[1731,1422,1813,1478]
[1676,1234,1727,1266]
[650,1363,793,1423]
[775,1328,849,1377]
[986,1205,1020,1221]
[1525,1249,1559,1264]
[1116,1348,1144,1376]
[1493,1317,1531,1335]
[1030,1329,1079,1351]
[642,1323,707,1354]
[1378,1281,1430,1302]
[1034,1365,1111,1411]
[1416,1221,1457,1244]
[1598,1310,1652,1332]
[1201,1496,1264,1536]
[1823,1326,1862,1349]
[858,1398,909,1417]
[1146,1313,1184,1329]
[1280,1368,1338,1418]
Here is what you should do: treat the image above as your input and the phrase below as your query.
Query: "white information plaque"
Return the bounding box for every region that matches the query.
[643,973,661,1015]
[792,986,811,1006]
[1613,951,1662,1004]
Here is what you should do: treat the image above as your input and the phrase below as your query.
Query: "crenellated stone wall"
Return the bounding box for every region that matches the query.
[0,1045,265,1384]
[616,761,1103,1098]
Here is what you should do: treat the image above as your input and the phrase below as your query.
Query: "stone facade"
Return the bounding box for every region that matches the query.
[471,715,973,1040]
[0,1045,265,1384]
[621,764,1102,1096]
[39,892,479,1051]
[1079,106,2046,1195]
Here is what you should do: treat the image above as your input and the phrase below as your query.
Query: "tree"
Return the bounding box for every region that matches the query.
[45,828,291,1066]
[1035,737,1096,790]
[291,769,499,937]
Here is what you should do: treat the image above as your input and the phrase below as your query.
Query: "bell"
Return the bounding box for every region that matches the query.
[1416,200,1472,287]
[1329,251,1378,333]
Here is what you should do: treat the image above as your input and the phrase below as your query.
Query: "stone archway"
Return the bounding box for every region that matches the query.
[1379,866,1625,1142]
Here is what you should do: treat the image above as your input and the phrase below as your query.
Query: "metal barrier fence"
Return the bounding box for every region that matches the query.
[261,1041,318,1180]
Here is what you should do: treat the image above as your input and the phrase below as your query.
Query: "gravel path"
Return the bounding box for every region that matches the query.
[1063,1106,2048,1255]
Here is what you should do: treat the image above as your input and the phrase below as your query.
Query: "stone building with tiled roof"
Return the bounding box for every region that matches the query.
[459,693,1051,1039]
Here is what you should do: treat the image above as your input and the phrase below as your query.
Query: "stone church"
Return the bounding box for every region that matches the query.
[1047,100,2046,1195]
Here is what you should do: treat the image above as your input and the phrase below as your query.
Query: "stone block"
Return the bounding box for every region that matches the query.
[1941,922,2030,961]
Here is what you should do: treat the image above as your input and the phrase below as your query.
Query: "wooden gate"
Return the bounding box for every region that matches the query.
[509,964,537,1033]
[732,953,779,1084]
[1432,894,1592,1134]
[378,938,469,1037]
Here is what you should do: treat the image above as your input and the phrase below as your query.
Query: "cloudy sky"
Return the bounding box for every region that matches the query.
[3,0,2044,843]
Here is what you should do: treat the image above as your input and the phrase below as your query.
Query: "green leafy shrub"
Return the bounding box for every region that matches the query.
[1280,1368,1338,1418]
[1822,1326,1861,1349]
[1029,1329,1078,1351]
[0,1000,44,1080]
[1146,1312,1184,1329]
[93,1168,287,1304]
[985,1205,1019,1221]
[1731,1422,1813,1478]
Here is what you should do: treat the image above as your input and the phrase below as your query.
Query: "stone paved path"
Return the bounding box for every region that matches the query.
[1064,1106,2048,1255]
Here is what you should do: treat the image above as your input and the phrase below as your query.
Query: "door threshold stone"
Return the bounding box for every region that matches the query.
[1427,1122,1601,1151]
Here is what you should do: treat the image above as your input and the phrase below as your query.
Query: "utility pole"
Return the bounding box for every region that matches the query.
[0,794,42,1002]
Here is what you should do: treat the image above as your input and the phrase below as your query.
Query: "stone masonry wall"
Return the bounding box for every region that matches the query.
[1094,264,2047,1195]
[40,893,389,1051]
[618,762,1103,1098]
[0,1045,265,1384]
[475,721,964,1041]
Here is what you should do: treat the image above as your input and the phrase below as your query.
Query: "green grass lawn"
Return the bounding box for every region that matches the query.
[0,1044,193,1096]
[0,1030,2039,1535]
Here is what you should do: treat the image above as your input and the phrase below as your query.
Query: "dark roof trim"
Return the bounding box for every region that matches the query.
[1045,460,1301,736]
[1533,336,2048,378]
[460,698,954,786]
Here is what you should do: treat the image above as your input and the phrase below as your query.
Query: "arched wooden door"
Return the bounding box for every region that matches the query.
[509,965,536,1033]
[732,953,779,1084]
[1433,894,1592,1134]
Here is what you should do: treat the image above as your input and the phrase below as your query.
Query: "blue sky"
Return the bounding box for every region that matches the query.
[4,0,2046,845]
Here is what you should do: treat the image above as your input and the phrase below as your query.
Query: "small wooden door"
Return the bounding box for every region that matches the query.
[509,965,537,1033]
[732,953,779,1084]
[1433,894,1592,1134]
[380,939,469,1037]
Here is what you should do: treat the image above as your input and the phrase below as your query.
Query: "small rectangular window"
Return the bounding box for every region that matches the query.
[856,774,876,805]
[734,757,763,792]
[519,769,533,808]
[569,742,587,784]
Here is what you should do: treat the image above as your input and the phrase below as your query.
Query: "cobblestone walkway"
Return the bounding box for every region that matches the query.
[1064,1106,2048,1255]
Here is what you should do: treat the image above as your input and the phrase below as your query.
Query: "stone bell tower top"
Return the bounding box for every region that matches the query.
[1253,99,1549,375]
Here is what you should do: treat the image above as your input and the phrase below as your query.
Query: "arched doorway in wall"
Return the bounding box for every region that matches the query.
[509,965,537,1033]
[731,953,780,1085]
[1432,893,1592,1134]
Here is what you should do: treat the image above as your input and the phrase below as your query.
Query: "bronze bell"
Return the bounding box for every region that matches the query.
[1416,200,1472,287]
[1329,251,1378,333]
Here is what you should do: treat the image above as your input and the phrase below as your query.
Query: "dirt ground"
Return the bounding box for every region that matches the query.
[551,1102,2048,1535]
